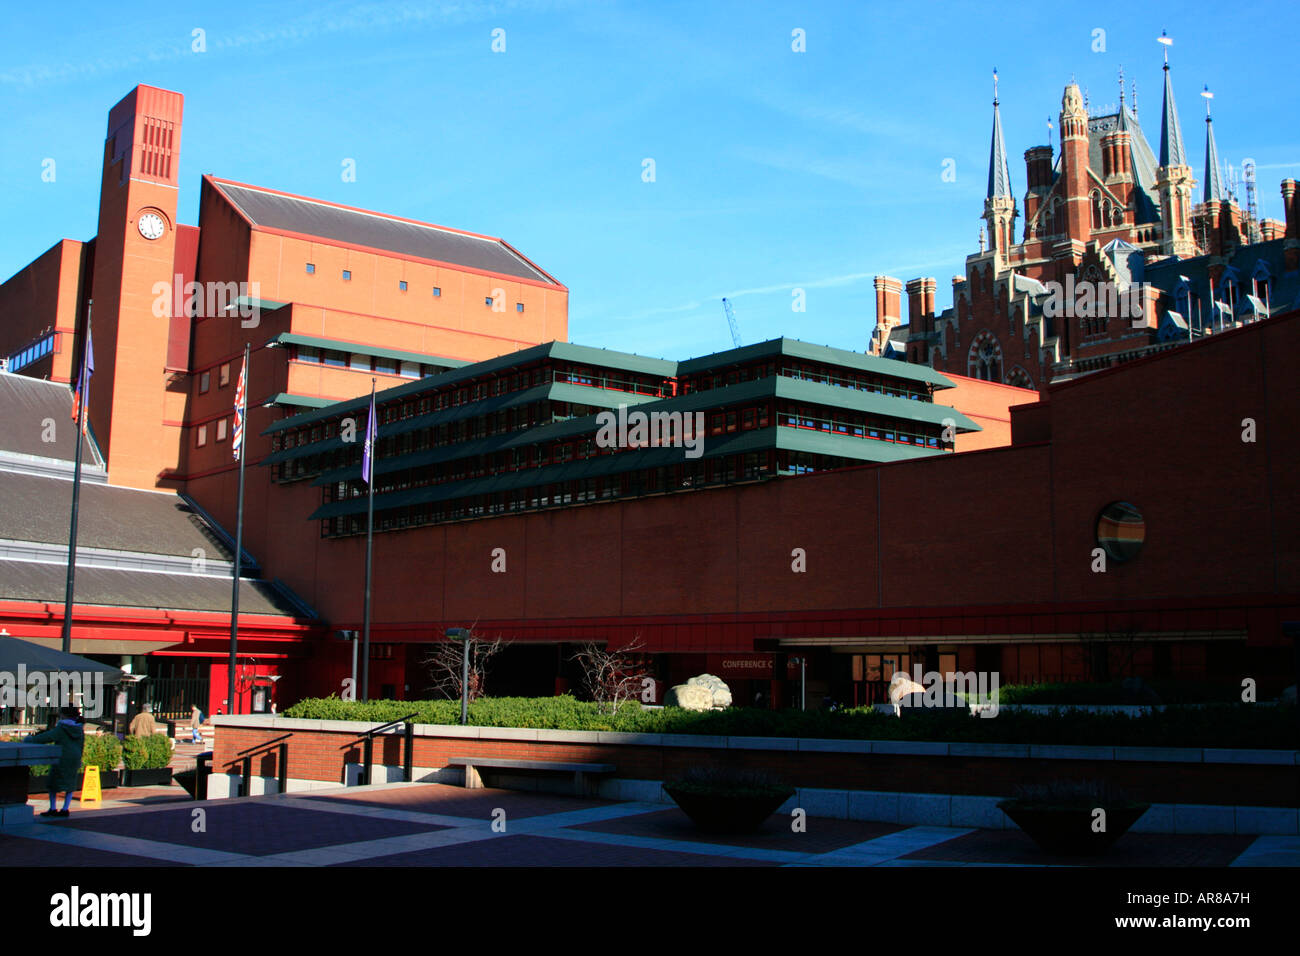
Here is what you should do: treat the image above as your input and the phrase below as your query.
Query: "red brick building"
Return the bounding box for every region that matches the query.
[2,83,1295,714]
[881,60,1300,389]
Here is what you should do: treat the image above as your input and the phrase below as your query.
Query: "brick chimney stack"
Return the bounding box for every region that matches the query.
[870,276,903,355]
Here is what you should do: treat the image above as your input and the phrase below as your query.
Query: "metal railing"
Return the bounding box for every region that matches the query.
[342,714,417,786]
[226,732,293,797]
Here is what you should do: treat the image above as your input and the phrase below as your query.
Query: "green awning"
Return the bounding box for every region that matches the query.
[266,332,469,371]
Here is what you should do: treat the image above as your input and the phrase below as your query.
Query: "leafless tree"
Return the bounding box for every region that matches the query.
[422,631,508,701]
[570,636,651,714]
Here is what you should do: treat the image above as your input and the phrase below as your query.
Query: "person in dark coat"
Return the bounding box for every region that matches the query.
[28,706,85,818]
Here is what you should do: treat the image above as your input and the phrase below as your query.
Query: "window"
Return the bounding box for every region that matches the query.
[217,418,228,441]
[306,263,316,274]
[433,287,441,297]
[297,346,320,364]
[399,361,420,379]
[516,302,524,313]
[485,296,493,306]
[199,371,210,393]
[1096,501,1145,563]
[196,424,208,447]
[343,270,352,280]
[399,280,408,291]
[323,350,347,368]
[349,353,370,371]
[374,356,397,376]
[219,363,230,387]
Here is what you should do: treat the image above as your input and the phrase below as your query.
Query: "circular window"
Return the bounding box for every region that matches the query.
[1096,501,1145,562]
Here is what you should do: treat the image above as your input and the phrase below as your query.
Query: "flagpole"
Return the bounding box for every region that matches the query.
[361,379,376,703]
[228,342,250,716]
[61,306,92,654]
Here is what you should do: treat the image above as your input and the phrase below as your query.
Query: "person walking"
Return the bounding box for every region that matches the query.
[189,704,204,744]
[28,706,85,818]
[129,702,157,737]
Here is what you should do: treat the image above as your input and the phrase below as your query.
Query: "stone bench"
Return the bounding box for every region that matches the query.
[447,756,616,797]
[0,742,62,827]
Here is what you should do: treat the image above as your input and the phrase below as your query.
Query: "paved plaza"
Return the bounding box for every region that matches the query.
[4,781,1298,867]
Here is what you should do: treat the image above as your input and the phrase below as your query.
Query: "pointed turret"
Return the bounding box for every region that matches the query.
[1201,85,1224,202]
[983,69,1018,266]
[1153,32,1197,257]
[987,70,1013,199]
[1158,33,1188,167]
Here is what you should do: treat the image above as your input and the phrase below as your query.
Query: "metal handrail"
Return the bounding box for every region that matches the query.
[226,732,293,797]
[340,713,418,786]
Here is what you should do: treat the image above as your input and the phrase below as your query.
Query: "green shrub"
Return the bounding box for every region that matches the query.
[82,733,122,771]
[282,695,1298,750]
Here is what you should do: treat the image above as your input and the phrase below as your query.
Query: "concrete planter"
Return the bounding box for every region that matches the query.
[663,784,796,833]
[998,800,1150,855]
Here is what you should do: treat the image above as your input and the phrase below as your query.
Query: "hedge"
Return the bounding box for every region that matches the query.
[282,695,1300,749]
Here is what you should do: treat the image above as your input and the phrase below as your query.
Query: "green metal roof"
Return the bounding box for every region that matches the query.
[264,382,659,469]
[267,333,470,371]
[676,337,955,389]
[306,425,947,522]
[263,393,334,409]
[773,378,979,431]
[264,340,674,436]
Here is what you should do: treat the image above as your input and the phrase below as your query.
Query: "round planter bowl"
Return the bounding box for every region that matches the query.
[998,802,1150,855]
[663,785,795,834]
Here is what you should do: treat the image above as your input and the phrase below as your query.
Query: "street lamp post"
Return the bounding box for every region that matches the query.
[446,628,472,725]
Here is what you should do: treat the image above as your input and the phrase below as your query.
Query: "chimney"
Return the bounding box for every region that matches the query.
[906,277,937,335]
[1282,179,1298,240]
[871,276,903,355]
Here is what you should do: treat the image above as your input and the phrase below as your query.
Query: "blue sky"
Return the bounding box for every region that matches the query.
[2,0,1295,360]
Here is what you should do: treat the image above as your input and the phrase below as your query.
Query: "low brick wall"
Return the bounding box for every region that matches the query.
[212,716,1300,808]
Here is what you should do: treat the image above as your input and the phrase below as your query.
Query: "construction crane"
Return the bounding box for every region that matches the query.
[721,297,742,348]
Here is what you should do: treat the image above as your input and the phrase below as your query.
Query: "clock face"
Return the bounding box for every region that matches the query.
[138,213,166,240]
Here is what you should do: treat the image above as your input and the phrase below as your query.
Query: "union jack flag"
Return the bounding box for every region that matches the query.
[232,355,247,461]
[70,324,94,434]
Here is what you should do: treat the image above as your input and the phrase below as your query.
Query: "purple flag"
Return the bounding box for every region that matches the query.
[361,386,377,485]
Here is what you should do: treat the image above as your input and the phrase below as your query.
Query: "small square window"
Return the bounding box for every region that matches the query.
[197,424,208,447]
[485,296,493,306]
[199,371,210,393]
[343,270,352,281]
[516,302,524,313]
[306,263,316,274]
[433,287,441,297]
[219,363,230,387]
[399,280,408,291]
[217,418,228,441]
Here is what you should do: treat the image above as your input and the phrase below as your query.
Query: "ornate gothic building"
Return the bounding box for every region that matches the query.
[872,54,1300,388]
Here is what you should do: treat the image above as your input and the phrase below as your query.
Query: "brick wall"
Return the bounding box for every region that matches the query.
[213,719,1300,808]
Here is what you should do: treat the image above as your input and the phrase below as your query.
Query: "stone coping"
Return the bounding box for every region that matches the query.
[211,715,1300,766]
[0,742,62,766]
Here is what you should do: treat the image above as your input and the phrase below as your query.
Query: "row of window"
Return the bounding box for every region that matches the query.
[303,263,526,311]
[320,451,802,536]
[292,346,452,380]
[197,362,232,394]
[6,332,58,372]
[195,416,232,447]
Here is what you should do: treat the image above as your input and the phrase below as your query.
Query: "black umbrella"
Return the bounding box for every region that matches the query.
[0,634,124,683]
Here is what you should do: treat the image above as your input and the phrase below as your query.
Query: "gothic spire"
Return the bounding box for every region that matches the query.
[1201,85,1225,202]
[987,68,1013,199]
[1158,31,1188,167]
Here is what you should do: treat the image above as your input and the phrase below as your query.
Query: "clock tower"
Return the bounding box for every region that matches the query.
[87,85,184,489]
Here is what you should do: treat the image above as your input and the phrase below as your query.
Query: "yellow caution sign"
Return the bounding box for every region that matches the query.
[80,765,102,807]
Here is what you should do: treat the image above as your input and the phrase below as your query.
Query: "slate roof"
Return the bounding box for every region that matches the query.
[208,177,560,285]
[0,470,234,561]
[0,560,298,615]
[1083,108,1162,224]
[987,100,1013,199]
[0,373,100,465]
